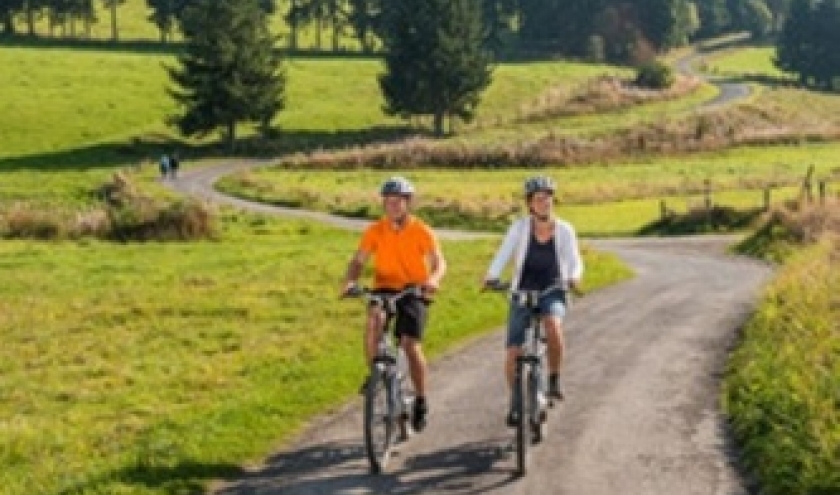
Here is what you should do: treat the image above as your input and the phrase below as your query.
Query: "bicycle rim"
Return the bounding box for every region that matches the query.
[515,364,530,475]
[530,367,545,443]
[364,370,395,473]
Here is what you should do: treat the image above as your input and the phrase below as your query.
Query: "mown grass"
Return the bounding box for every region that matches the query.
[725,202,840,494]
[216,143,840,236]
[0,210,630,495]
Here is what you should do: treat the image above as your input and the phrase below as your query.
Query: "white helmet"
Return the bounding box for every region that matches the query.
[524,176,556,198]
[380,176,415,197]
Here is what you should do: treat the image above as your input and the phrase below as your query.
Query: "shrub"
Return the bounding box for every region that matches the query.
[635,61,675,90]
[0,203,69,239]
[0,173,217,242]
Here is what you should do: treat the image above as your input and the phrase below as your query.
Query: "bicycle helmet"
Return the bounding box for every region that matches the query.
[524,175,556,198]
[380,176,415,197]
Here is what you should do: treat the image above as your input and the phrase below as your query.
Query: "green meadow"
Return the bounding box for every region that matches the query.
[1,29,839,495]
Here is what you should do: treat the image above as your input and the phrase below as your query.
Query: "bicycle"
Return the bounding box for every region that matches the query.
[484,280,567,476]
[343,284,424,474]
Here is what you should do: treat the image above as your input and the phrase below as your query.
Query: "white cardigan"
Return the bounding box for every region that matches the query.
[485,216,584,290]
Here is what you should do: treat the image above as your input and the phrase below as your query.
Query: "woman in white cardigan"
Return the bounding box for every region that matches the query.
[483,176,584,426]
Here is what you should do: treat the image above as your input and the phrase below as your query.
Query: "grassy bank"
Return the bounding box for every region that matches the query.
[725,204,840,495]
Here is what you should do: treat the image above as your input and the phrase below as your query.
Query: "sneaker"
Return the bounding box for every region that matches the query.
[412,398,428,432]
[548,374,565,401]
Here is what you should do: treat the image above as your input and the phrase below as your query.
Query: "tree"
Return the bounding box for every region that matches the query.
[379,0,493,137]
[167,0,286,150]
[102,0,126,41]
[775,0,816,84]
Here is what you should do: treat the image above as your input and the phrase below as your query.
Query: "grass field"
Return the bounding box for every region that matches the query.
[216,143,840,236]
[0,209,630,495]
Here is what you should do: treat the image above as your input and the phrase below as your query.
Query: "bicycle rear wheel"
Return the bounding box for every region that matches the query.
[514,363,531,475]
[363,369,395,473]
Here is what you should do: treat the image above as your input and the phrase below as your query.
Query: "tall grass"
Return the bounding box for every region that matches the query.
[725,203,840,495]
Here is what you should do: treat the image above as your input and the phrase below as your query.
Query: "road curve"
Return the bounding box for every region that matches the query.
[167,166,773,495]
[674,49,751,109]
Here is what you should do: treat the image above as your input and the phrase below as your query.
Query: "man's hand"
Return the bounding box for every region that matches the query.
[341,280,359,298]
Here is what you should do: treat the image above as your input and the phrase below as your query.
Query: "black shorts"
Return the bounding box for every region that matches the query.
[371,291,429,341]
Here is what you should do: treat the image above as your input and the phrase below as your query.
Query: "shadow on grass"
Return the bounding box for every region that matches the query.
[638,205,764,236]
[0,126,420,172]
[56,460,245,495]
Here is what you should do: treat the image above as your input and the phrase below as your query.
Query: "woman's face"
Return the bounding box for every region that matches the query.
[528,191,554,219]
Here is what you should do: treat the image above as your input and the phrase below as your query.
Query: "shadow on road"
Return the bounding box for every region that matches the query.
[215,437,521,494]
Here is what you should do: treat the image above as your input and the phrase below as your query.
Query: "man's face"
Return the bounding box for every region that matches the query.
[528,191,553,218]
[382,194,410,220]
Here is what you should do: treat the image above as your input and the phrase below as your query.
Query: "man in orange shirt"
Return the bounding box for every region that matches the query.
[342,176,447,432]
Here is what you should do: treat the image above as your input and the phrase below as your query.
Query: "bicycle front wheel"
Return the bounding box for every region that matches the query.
[514,363,531,475]
[364,369,396,474]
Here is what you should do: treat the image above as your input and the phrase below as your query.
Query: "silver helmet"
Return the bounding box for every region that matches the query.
[380,176,415,197]
[524,176,556,198]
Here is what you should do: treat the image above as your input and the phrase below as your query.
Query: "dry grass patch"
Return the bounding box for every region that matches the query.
[517,74,702,123]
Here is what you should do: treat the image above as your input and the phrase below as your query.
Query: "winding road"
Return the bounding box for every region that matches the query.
[167,50,767,495]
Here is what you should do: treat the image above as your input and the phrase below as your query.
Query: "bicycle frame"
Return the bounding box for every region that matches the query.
[485,281,566,475]
[344,285,421,473]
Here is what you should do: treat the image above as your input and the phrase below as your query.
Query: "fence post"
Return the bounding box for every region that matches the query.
[660,199,668,220]
[819,180,826,205]
[763,187,772,211]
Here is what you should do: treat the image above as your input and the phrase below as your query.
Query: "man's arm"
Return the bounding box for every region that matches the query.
[424,246,447,293]
[342,249,371,294]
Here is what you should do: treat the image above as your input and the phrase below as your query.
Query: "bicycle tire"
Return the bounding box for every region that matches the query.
[514,362,530,475]
[364,368,395,474]
[530,365,545,444]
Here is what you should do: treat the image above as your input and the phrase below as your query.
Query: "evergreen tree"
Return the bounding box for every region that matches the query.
[167,0,286,150]
[775,0,816,84]
[379,0,493,137]
[0,0,26,35]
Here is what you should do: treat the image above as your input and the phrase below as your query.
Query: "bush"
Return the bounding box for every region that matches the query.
[635,61,675,90]
[0,203,69,239]
[0,172,217,242]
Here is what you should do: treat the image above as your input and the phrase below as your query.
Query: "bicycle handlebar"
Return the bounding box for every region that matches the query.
[482,280,569,307]
[342,284,428,313]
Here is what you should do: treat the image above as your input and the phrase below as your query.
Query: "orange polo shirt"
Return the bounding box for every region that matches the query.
[359,216,440,290]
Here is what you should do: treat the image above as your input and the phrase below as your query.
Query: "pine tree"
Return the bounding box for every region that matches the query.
[167,0,285,150]
[379,0,493,137]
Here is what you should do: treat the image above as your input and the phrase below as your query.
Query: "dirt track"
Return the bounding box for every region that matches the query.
[169,165,772,495]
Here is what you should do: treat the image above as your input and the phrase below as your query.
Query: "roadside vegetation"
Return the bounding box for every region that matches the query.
[725,202,839,495]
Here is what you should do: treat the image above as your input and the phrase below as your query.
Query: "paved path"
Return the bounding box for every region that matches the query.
[169,45,766,494]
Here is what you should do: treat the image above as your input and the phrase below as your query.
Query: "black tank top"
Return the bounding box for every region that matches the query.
[517,234,559,291]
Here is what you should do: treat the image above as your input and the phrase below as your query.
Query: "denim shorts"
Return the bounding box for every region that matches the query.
[506,289,567,347]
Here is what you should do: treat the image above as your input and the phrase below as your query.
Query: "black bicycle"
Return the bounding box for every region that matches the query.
[343,285,422,474]
[485,280,566,476]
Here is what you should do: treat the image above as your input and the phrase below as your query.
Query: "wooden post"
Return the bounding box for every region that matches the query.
[801,165,815,204]
[660,199,668,220]
[763,187,772,211]
[819,180,826,205]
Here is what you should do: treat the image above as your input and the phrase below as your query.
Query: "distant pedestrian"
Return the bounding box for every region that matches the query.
[159,154,170,180]
[169,152,180,179]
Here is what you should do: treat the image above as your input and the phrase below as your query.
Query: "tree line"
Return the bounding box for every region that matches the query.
[0,0,797,61]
